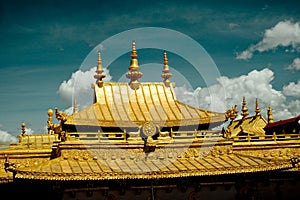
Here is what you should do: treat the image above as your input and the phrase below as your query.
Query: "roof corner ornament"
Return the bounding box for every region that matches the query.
[55,107,67,123]
[161,51,173,87]
[47,109,54,134]
[241,96,249,119]
[94,51,106,88]
[267,105,274,123]
[4,154,16,173]
[126,41,143,90]
[225,105,238,121]
[255,98,261,116]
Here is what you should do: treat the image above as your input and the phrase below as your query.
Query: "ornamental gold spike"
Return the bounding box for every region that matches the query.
[21,122,26,136]
[161,51,173,87]
[126,41,143,89]
[73,98,78,114]
[255,98,261,116]
[267,105,274,123]
[128,41,139,71]
[241,96,249,118]
[94,51,106,87]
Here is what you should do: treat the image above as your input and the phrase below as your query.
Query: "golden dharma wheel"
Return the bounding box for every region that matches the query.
[142,122,156,137]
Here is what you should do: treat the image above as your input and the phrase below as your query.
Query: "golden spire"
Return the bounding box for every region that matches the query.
[21,122,26,136]
[161,51,173,87]
[94,51,106,87]
[126,41,143,89]
[47,109,54,134]
[73,98,78,114]
[241,96,249,118]
[267,105,274,123]
[255,98,261,116]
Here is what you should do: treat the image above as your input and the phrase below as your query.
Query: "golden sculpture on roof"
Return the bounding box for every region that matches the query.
[126,41,143,90]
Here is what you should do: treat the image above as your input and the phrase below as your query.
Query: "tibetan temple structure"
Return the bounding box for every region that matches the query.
[0,42,300,200]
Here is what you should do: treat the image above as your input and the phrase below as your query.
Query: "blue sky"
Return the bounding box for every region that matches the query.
[0,0,300,139]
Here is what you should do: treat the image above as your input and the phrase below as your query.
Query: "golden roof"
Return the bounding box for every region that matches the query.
[0,134,59,183]
[225,115,268,137]
[13,142,292,181]
[65,82,225,127]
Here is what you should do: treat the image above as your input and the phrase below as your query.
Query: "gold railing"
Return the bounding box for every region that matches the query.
[232,133,300,143]
[68,131,127,142]
[0,142,13,150]
[171,130,221,140]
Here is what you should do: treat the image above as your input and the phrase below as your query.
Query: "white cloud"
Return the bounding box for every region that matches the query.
[288,100,300,117]
[24,127,34,134]
[175,68,297,121]
[235,48,253,60]
[57,67,112,108]
[229,23,239,29]
[236,20,300,60]
[0,130,17,142]
[283,80,300,97]
[286,58,300,70]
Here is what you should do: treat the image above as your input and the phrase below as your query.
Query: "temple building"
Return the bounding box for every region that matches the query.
[0,42,300,200]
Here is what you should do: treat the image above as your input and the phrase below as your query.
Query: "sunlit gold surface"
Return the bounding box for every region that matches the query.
[65,82,225,127]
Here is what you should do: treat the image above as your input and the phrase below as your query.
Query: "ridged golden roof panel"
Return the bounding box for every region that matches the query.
[66,82,225,127]
[225,115,268,137]
[14,152,292,181]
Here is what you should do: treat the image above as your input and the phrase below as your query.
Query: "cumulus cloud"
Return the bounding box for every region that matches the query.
[286,58,300,70]
[287,100,300,117]
[283,80,300,97]
[236,20,300,60]
[175,68,298,121]
[24,127,34,134]
[57,67,111,109]
[0,130,18,142]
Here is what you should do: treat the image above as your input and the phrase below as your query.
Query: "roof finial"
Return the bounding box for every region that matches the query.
[126,41,143,90]
[267,105,274,123]
[94,51,106,87]
[21,122,26,136]
[47,109,54,134]
[161,51,173,87]
[255,98,261,116]
[73,98,78,114]
[241,96,249,118]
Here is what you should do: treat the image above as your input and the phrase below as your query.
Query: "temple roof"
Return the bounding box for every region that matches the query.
[264,114,300,129]
[225,115,267,137]
[65,82,225,127]
[14,146,292,181]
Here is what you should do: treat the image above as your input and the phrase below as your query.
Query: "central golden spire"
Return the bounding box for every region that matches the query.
[241,96,249,118]
[94,51,106,87]
[161,51,173,87]
[126,41,143,90]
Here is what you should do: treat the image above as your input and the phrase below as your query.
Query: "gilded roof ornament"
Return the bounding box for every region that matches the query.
[73,98,78,114]
[161,51,173,87]
[21,122,26,136]
[94,51,106,87]
[267,105,274,123]
[47,109,54,134]
[241,96,249,118]
[255,98,261,116]
[126,41,143,90]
